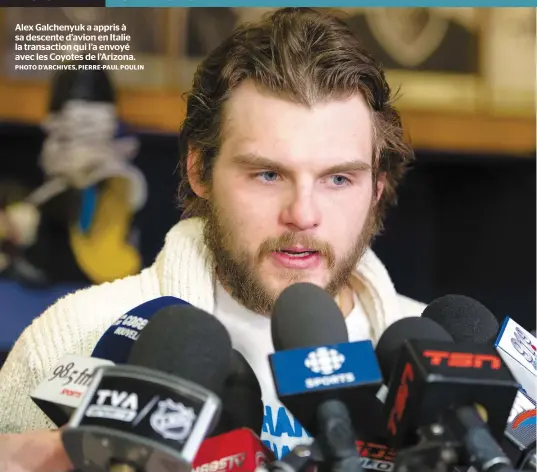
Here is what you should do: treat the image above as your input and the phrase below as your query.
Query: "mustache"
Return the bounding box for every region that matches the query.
[257,233,336,269]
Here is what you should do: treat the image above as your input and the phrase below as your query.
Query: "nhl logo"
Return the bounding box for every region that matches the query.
[149,399,197,442]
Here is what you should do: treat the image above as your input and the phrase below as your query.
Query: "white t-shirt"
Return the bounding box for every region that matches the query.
[213,281,373,459]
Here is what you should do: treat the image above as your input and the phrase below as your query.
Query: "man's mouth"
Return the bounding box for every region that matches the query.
[278,247,319,258]
[276,248,319,258]
[270,246,322,269]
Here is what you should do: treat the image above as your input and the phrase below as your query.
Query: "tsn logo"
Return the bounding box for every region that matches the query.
[422,351,502,370]
[386,350,502,436]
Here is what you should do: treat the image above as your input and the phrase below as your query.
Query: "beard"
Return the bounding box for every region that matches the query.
[203,200,380,316]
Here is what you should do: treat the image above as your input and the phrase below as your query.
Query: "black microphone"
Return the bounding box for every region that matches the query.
[211,349,264,437]
[62,305,232,472]
[421,294,499,345]
[379,315,519,472]
[192,348,275,472]
[422,295,536,470]
[269,283,386,472]
[30,296,188,426]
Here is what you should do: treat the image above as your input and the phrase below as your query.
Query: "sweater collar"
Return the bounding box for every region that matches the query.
[154,217,404,340]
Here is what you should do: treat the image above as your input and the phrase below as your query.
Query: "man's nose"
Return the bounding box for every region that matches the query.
[281,189,321,232]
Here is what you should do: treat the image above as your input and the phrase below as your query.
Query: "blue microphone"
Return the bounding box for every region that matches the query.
[91,296,189,362]
[31,296,189,426]
[268,283,384,472]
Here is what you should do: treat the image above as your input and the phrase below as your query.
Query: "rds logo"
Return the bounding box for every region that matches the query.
[513,409,537,429]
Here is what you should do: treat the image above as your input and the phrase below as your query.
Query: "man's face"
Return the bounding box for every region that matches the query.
[200,81,382,314]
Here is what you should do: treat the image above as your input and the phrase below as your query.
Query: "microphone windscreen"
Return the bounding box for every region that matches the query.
[376,317,453,379]
[271,282,348,351]
[127,305,233,395]
[212,350,264,436]
[228,349,261,396]
[421,294,499,344]
[91,296,188,362]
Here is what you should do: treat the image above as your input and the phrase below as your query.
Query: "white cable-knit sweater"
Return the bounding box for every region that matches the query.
[0,217,425,433]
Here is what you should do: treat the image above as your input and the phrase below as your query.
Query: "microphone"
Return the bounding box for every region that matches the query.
[495,316,536,469]
[269,283,384,472]
[379,315,519,472]
[425,298,536,469]
[374,317,454,407]
[91,296,189,362]
[30,296,187,426]
[212,349,265,437]
[503,389,536,470]
[494,316,536,400]
[261,439,397,472]
[421,294,499,344]
[62,304,232,472]
[193,428,275,472]
[192,351,275,472]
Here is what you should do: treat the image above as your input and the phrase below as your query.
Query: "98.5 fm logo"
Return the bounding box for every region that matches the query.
[511,326,537,371]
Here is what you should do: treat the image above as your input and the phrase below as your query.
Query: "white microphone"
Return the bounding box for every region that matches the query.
[31,354,114,425]
[494,316,536,400]
[30,296,188,426]
[495,317,536,468]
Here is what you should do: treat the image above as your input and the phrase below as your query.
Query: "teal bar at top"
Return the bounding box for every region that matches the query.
[106,0,537,6]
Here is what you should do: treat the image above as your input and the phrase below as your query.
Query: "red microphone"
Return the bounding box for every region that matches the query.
[192,428,275,472]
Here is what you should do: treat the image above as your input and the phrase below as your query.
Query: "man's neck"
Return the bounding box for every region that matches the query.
[337,283,355,318]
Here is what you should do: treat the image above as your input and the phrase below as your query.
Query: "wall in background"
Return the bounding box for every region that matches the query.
[0,7,535,157]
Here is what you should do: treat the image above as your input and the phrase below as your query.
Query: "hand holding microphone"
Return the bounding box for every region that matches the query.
[0,430,72,472]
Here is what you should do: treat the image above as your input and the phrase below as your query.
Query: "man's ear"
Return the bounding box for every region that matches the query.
[186,148,207,199]
[375,172,386,203]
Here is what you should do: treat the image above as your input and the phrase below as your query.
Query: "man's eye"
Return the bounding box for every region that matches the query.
[330,175,351,186]
[256,171,280,182]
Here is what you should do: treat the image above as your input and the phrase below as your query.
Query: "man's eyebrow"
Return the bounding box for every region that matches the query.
[323,160,372,175]
[230,153,372,175]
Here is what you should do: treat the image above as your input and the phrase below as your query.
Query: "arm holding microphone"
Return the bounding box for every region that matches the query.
[0,430,73,472]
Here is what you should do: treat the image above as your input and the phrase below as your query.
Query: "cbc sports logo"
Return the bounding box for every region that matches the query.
[303,347,356,388]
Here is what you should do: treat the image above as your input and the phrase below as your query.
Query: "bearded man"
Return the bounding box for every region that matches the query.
[0,7,425,463]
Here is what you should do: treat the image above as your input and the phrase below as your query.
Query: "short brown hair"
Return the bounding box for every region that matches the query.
[178,7,414,229]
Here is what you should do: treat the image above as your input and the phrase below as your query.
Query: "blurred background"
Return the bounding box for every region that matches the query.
[0,7,535,364]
